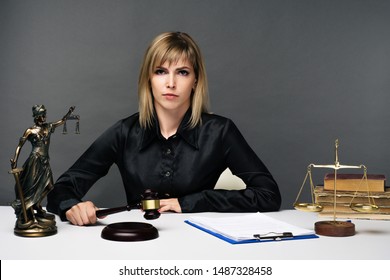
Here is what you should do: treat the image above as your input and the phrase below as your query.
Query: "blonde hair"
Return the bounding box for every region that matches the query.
[138,32,209,128]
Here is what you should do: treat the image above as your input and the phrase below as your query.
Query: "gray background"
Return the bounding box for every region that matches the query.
[1,0,390,210]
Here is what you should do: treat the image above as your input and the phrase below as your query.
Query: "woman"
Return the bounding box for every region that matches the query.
[47,32,281,226]
[11,105,75,229]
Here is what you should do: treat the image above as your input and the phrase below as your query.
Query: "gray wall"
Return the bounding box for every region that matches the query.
[1,0,390,210]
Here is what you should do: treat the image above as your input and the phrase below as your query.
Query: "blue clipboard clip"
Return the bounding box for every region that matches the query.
[253,232,294,241]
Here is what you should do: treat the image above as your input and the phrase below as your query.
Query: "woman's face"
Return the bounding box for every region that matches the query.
[150,57,196,116]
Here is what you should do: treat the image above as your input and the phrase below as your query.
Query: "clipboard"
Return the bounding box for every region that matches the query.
[184,213,318,244]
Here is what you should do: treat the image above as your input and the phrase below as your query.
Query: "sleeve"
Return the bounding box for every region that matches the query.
[179,119,281,213]
[46,120,123,220]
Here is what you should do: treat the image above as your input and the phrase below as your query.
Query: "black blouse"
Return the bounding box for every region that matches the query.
[47,110,281,220]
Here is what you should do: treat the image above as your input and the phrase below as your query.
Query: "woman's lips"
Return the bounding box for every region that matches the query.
[163,93,178,100]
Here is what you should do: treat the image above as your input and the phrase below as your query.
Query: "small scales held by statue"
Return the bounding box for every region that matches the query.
[9,105,80,237]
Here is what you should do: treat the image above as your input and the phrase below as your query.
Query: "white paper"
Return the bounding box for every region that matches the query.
[187,212,314,241]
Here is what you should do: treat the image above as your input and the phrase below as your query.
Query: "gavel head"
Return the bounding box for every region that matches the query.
[140,189,161,220]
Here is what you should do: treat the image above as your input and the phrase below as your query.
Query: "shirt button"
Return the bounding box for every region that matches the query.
[165,171,171,177]
[166,148,172,155]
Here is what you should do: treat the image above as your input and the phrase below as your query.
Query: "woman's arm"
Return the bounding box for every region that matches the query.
[179,119,281,213]
[47,119,122,221]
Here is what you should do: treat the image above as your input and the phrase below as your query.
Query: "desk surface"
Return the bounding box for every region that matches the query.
[1,206,389,260]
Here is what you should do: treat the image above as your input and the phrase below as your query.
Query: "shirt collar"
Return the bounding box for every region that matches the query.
[139,109,199,150]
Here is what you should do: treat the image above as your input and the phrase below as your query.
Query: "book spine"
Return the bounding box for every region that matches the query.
[324,179,385,192]
[315,196,390,206]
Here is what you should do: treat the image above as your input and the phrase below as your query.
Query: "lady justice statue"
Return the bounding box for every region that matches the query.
[9,105,79,237]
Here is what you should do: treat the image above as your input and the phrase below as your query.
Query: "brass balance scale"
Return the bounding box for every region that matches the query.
[293,139,379,236]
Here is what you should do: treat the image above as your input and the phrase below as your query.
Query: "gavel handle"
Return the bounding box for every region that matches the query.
[96,205,136,218]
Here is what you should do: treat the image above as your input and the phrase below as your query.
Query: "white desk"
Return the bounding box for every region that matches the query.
[0,206,389,260]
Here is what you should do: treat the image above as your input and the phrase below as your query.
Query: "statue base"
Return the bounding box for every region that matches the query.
[14,219,57,237]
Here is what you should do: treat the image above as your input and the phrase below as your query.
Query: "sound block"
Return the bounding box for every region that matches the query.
[314,220,355,237]
[101,222,159,241]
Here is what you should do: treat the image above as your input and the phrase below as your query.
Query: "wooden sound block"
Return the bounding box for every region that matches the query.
[101,222,159,241]
[314,220,355,237]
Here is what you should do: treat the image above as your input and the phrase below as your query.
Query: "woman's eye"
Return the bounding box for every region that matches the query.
[178,70,189,76]
[154,69,166,75]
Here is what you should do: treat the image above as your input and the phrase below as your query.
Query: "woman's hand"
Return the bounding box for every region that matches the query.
[65,201,101,226]
[159,198,182,213]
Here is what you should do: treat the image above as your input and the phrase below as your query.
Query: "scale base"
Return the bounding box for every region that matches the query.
[314,220,355,237]
[101,222,159,242]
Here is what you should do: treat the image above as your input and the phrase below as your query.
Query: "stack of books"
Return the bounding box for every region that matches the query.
[314,173,390,220]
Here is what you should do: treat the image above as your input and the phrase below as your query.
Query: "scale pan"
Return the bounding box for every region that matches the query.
[294,203,323,212]
[350,203,379,213]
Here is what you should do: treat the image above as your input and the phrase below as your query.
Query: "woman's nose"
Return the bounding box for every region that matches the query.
[166,74,176,88]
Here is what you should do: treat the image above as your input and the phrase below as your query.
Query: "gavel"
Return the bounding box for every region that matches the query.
[96,189,161,220]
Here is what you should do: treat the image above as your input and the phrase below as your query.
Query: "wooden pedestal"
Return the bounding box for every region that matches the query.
[314,220,355,237]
